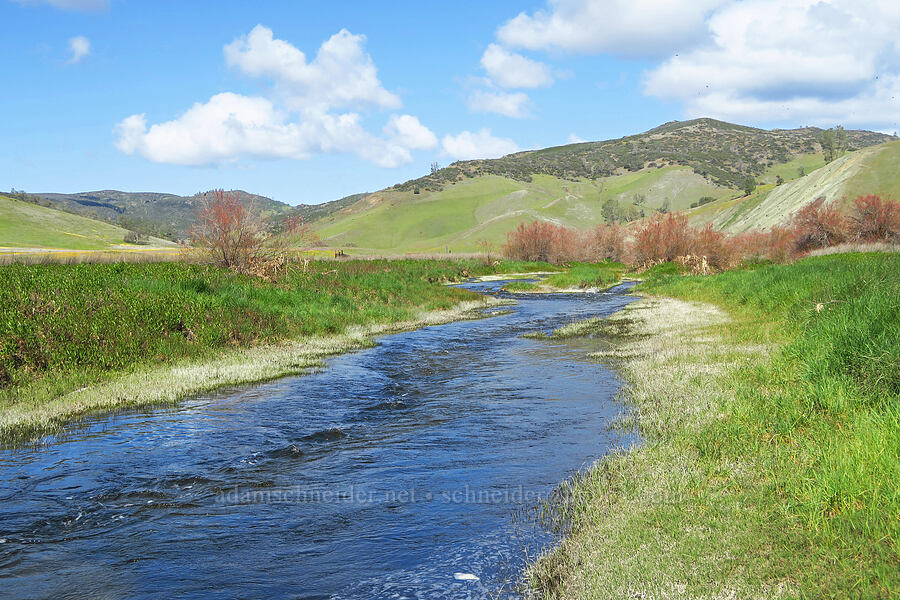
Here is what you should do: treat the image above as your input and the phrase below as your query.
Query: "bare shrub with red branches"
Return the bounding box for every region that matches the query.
[691,223,742,271]
[503,221,586,264]
[503,194,896,276]
[588,223,627,262]
[790,197,849,252]
[849,195,900,242]
[732,226,796,264]
[631,213,693,266]
[191,190,264,269]
[191,189,318,279]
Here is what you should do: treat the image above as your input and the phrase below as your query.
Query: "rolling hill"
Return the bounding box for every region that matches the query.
[310,119,895,252]
[695,139,900,232]
[27,189,295,241]
[21,188,363,242]
[0,194,176,251]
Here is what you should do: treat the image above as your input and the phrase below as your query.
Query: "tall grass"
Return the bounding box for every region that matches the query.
[640,252,900,594]
[527,252,898,598]
[0,259,543,421]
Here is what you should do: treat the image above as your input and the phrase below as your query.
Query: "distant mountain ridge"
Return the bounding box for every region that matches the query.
[25,188,367,241]
[29,189,293,240]
[393,118,893,192]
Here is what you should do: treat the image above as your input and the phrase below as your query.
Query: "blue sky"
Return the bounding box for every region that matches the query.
[2,0,899,205]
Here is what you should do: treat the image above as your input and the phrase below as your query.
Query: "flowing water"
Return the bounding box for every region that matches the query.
[0,280,637,599]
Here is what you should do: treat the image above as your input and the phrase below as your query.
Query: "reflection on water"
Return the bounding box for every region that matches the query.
[0,281,637,599]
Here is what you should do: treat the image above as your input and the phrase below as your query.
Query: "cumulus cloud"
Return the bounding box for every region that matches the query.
[384,114,438,150]
[441,129,520,160]
[566,133,586,143]
[643,0,900,127]
[224,25,401,111]
[497,0,725,57]
[115,92,414,168]
[67,36,90,64]
[116,27,436,168]
[466,90,531,118]
[115,93,307,166]
[480,43,553,88]
[13,0,107,12]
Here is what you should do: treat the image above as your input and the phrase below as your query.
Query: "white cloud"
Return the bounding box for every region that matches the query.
[441,129,520,160]
[566,133,586,143]
[384,114,438,150]
[480,43,553,88]
[466,90,531,118]
[13,0,107,12]
[114,93,414,168]
[497,0,725,57]
[643,0,900,127]
[224,25,401,111]
[116,27,437,168]
[67,35,90,64]
[114,93,308,166]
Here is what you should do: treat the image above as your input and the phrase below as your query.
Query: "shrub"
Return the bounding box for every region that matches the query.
[631,213,693,265]
[503,221,584,264]
[588,223,626,262]
[190,190,318,280]
[790,197,849,252]
[191,190,264,269]
[501,194,895,275]
[691,223,742,271]
[124,230,149,245]
[849,194,900,242]
[732,226,796,264]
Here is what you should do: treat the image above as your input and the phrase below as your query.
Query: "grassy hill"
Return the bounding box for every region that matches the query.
[315,168,731,252]
[311,119,894,252]
[23,188,360,242]
[695,140,900,232]
[25,189,295,241]
[0,194,175,251]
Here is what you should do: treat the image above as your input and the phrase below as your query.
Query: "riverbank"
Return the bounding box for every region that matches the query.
[1,297,509,444]
[528,252,899,598]
[0,259,536,444]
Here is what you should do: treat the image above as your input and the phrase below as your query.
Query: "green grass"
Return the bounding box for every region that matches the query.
[542,262,624,288]
[842,140,900,205]
[501,262,624,292]
[503,280,541,292]
[529,252,899,598]
[0,194,173,250]
[0,258,543,441]
[761,152,827,185]
[313,168,728,253]
[641,254,900,574]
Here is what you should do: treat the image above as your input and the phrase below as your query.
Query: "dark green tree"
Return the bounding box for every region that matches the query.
[743,176,757,196]
[601,198,620,223]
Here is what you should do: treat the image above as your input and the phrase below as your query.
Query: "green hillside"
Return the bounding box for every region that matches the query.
[0,194,175,251]
[394,118,888,192]
[312,119,894,252]
[25,189,295,241]
[703,140,900,232]
[314,168,732,252]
